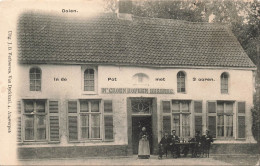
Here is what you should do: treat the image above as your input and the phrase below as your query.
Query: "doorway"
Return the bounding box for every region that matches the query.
[132,116,153,154]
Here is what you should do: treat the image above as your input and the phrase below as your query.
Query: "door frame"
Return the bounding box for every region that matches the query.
[127,97,158,155]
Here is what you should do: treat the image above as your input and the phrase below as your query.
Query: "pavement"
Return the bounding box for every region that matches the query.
[17,155,236,166]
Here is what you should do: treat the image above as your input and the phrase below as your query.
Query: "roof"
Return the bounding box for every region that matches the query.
[17,12,256,68]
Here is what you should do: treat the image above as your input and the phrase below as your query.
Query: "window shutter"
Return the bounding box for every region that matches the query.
[68,101,78,141]
[104,100,113,140]
[68,116,78,141]
[238,116,245,138]
[195,116,202,134]
[163,116,171,134]
[208,116,216,138]
[208,102,216,113]
[162,101,171,113]
[49,100,60,142]
[17,101,22,142]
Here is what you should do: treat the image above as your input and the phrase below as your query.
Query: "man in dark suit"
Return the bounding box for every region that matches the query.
[158,132,171,159]
[170,130,180,158]
[189,131,201,158]
[201,130,214,157]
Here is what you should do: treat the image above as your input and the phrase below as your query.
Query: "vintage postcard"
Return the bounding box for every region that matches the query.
[0,0,259,165]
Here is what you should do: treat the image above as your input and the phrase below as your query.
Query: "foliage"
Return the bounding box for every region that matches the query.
[251,102,260,142]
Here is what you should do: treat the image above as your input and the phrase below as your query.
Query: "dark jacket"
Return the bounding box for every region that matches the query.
[201,134,213,147]
[159,136,171,145]
[170,134,180,144]
[139,131,149,140]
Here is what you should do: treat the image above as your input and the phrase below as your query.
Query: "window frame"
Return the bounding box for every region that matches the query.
[177,71,186,93]
[67,99,114,142]
[22,99,48,142]
[220,72,229,94]
[162,100,192,139]
[81,66,98,94]
[29,67,42,92]
[207,100,234,139]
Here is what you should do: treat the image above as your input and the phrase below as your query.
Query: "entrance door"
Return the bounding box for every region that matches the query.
[132,116,152,154]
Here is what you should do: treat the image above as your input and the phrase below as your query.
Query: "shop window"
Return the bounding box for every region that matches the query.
[177,71,186,93]
[162,100,191,139]
[67,100,114,141]
[207,101,234,138]
[237,102,246,138]
[20,99,60,142]
[221,72,229,94]
[29,67,41,91]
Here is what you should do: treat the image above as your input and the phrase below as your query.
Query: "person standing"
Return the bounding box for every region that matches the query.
[138,127,150,159]
[201,130,213,157]
[170,130,180,158]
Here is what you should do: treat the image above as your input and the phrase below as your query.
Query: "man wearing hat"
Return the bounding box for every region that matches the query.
[158,132,171,159]
[201,130,213,157]
[170,130,180,158]
[189,131,201,158]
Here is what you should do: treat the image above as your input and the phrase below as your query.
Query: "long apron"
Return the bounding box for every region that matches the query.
[138,138,150,158]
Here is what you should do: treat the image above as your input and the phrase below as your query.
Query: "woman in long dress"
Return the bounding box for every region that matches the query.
[138,127,150,159]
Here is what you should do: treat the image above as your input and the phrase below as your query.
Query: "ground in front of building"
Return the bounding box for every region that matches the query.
[18,155,260,165]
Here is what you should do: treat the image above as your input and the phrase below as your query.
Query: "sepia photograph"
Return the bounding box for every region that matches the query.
[0,0,259,165]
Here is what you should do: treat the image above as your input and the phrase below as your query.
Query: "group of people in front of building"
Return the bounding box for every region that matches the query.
[138,127,213,159]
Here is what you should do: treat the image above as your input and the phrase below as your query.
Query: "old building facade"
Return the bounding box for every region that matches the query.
[17,12,257,158]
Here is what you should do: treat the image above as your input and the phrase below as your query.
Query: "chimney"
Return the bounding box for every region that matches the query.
[117,0,133,21]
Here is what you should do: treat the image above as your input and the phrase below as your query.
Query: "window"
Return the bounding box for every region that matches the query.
[29,67,41,91]
[221,72,229,94]
[177,71,186,93]
[67,100,114,141]
[21,100,60,142]
[237,102,246,138]
[132,73,149,84]
[162,100,191,139]
[84,69,95,91]
[207,101,233,138]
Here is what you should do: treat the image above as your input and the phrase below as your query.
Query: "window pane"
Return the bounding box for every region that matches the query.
[225,103,233,114]
[172,114,180,136]
[68,116,78,141]
[80,100,89,112]
[238,116,245,138]
[81,114,89,139]
[163,116,171,134]
[91,101,99,112]
[208,116,216,138]
[208,102,216,113]
[24,101,34,113]
[91,115,100,127]
[81,115,89,127]
[226,115,233,137]
[217,102,224,114]
[182,101,189,112]
[238,102,245,113]
[30,74,36,79]
[182,115,190,137]
[68,101,77,113]
[91,115,100,138]
[36,100,45,113]
[25,115,34,140]
[104,100,113,113]
[172,101,180,112]
[36,115,46,140]
[217,115,224,136]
